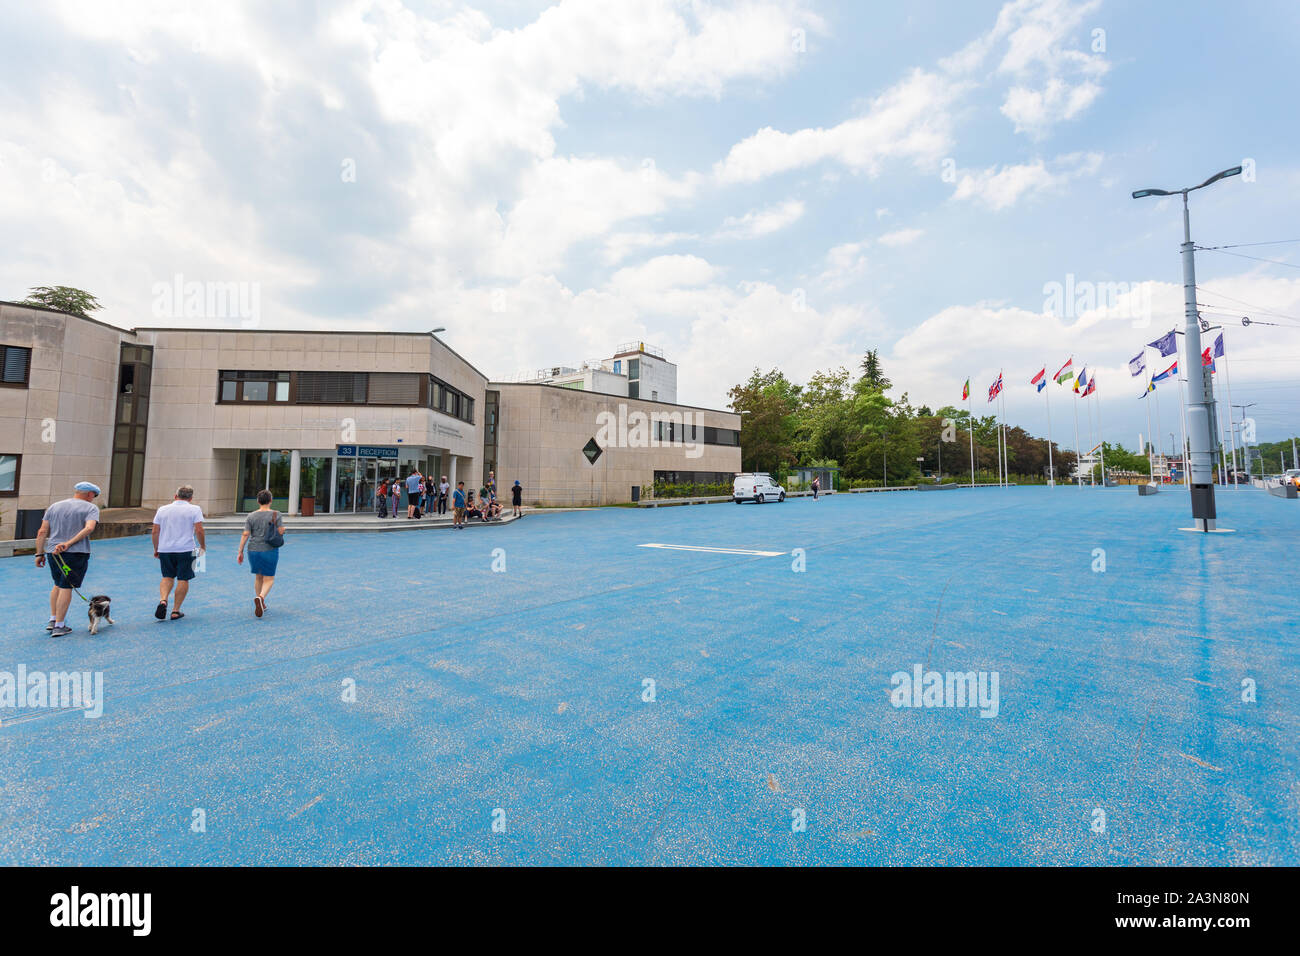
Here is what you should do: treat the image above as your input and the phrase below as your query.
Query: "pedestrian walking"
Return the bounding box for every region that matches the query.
[34,481,101,637]
[151,485,205,622]
[237,490,285,617]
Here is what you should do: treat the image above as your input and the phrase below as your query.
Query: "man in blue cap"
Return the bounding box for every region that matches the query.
[34,481,101,637]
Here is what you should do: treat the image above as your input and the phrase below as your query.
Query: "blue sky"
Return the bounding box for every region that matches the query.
[1,0,1298,445]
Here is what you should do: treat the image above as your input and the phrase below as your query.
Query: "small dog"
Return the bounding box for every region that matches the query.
[87,595,114,635]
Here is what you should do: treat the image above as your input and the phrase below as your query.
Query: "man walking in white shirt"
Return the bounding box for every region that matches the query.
[151,485,206,621]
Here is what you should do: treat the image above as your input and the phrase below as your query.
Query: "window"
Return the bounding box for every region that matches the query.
[296,371,367,404]
[612,360,621,375]
[366,372,420,405]
[703,426,740,446]
[628,382,639,399]
[218,370,291,403]
[628,358,639,380]
[1,345,31,386]
[429,376,474,423]
[0,453,19,496]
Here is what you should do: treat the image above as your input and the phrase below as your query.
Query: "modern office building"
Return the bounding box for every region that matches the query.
[0,301,740,537]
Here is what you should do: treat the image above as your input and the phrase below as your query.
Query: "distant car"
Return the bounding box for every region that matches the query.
[733,473,786,504]
[1285,469,1300,490]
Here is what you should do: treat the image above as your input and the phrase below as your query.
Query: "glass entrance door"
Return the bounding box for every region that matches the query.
[335,458,357,513]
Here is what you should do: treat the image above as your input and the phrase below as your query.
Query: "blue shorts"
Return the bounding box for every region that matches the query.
[159,551,196,581]
[247,550,279,576]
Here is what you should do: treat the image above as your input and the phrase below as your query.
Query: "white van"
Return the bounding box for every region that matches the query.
[733,473,786,504]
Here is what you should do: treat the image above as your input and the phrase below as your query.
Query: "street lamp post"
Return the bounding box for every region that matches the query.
[1133,165,1241,531]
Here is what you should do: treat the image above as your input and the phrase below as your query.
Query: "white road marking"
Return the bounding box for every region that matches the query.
[638,543,785,557]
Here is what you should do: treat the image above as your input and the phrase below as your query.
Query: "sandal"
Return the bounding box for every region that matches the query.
[155,601,167,620]
[170,611,185,620]
[254,596,265,617]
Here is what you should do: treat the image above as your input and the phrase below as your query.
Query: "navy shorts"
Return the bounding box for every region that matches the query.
[159,551,196,581]
[248,549,279,576]
[48,552,89,589]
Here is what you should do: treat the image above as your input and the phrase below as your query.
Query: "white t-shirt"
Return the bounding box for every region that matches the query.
[440,481,449,495]
[153,500,205,553]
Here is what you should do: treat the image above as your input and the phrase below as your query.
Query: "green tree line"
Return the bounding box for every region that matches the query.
[728,351,1103,485]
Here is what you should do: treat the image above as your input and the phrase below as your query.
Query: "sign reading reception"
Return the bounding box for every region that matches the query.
[337,445,400,459]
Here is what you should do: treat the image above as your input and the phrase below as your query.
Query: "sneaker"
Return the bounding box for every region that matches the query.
[45,620,56,632]
[50,625,73,638]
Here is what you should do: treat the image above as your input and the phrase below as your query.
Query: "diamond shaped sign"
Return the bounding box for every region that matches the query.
[582,437,603,465]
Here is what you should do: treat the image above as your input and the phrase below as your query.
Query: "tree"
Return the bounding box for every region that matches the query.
[859,349,891,391]
[729,369,801,475]
[23,286,102,317]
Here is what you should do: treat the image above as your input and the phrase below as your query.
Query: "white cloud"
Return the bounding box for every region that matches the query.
[878,227,924,247]
[713,69,960,184]
[716,199,805,239]
[951,151,1101,210]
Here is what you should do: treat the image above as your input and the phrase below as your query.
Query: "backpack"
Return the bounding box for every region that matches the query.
[264,511,285,548]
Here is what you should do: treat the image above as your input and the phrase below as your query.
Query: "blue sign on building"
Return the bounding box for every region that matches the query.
[337,445,399,459]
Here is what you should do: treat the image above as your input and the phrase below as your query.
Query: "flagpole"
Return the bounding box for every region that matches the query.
[1044,367,1055,486]
[1071,382,1082,488]
[1159,371,1170,481]
[1000,375,1008,486]
[1143,374,1155,481]
[1221,338,1240,488]
[1177,369,1190,488]
[1083,373,1095,485]
[1096,373,1105,485]
[968,386,975,487]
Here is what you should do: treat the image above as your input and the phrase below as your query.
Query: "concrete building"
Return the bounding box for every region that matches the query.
[1,302,739,537]
[489,383,741,506]
[513,341,678,404]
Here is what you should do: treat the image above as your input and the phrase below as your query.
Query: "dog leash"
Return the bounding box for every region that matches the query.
[44,550,89,603]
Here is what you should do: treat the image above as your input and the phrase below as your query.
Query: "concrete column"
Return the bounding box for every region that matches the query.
[448,455,458,490]
[288,449,301,515]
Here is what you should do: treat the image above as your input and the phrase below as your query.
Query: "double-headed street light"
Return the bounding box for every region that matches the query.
[1132,165,1242,531]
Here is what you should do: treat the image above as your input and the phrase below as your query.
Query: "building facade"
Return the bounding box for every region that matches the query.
[1,302,741,536]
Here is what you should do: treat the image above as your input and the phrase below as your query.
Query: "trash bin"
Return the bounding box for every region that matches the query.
[300,496,315,517]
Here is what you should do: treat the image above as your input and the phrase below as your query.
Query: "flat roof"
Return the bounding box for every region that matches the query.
[488,380,739,419]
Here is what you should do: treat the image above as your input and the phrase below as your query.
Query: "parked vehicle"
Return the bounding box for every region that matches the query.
[733,473,786,504]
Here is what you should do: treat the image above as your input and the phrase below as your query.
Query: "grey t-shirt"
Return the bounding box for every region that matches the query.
[43,498,100,553]
[244,510,283,552]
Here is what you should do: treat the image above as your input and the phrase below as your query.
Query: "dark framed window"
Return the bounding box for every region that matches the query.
[109,344,153,507]
[429,375,474,423]
[218,370,292,404]
[703,426,740,446]
[0,453,19,496]
[296,371,367,404]
[1,345,32,387]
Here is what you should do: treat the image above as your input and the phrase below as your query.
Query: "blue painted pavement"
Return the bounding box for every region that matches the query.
[0,486,1295,864]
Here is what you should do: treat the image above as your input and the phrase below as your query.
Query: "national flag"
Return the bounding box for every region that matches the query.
[1031,368,1046,392]
[1152,360,1177,383]
[1128,352,1146,376]
[988,373,1003,402]
[1074,368,1088,394]
[1202,347,1216,374]
[1148,330,1178,357]
[1054,357,1074,384]
[962,378,969,401]
[1082,377,1096,397]
[1140,380,1155,399]
[1213,333,1225,359]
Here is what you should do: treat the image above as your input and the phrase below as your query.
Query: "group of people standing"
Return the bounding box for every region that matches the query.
[376,469,523,527]
[375,470,451,519]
